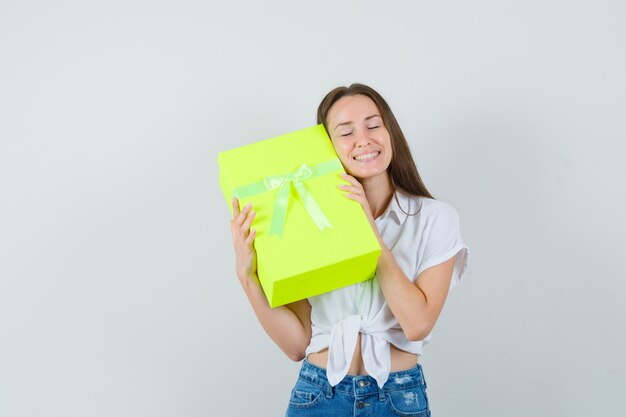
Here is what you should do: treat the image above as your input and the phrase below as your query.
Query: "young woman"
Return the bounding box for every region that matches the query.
[230,83,470,416]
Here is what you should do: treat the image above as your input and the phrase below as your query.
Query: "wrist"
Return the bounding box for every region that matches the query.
[376,245,393,268]
[239,272,260,289]
[376,236,388,251]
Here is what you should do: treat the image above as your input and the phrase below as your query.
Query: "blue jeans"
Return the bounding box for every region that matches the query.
[285,359,431,417]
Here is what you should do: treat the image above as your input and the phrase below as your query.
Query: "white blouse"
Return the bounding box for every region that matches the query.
[305,191,470,388]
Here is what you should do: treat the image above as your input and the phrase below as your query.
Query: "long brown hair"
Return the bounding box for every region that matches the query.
[317,83,434,200]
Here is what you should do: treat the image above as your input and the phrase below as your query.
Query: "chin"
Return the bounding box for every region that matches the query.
[347,166,388,180]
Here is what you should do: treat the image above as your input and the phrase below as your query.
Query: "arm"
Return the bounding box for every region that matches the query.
[376,249,454,341]
[338,175,456,341]
[230,197,312,361]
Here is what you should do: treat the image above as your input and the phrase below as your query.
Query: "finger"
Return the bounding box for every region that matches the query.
[230,220,243,244]
[338,186,365,199]
[340,177,363,191]
[245,228,256,247]
[342,191,368,205]
[343,192,363,200]
[338,184,362,194]
[340,173,360,185]
[241,210,256,232]
[232,197,240,218]
[235,202,252,225]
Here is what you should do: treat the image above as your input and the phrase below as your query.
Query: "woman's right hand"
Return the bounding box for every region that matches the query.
[230,197,258,286]
[229,198,311,361]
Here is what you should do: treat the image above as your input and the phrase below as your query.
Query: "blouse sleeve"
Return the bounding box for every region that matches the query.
[415,202,470,291]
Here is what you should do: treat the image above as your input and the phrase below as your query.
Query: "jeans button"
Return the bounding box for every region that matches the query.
[358,380,368,388]
[356,401,367,409]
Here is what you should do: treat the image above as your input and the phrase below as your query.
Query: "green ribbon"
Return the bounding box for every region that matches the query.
[234,159,342,237]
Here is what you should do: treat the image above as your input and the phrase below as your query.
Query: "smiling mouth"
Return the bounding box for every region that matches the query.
[353,151,381,162]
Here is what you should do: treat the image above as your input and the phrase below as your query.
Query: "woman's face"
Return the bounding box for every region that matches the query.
[326,94,393,180]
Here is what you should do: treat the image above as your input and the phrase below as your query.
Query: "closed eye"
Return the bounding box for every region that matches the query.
[368,126,379,130]
[340,131,354,137]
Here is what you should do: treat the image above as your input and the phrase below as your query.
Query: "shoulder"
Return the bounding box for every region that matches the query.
[419,198,459,220]
[400,196,461,248]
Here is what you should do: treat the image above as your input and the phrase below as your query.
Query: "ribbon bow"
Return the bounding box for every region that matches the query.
[232,159,342,238]
[263,163,332,237]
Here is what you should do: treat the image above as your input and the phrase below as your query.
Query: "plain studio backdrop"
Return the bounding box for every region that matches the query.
[1,1,625,416]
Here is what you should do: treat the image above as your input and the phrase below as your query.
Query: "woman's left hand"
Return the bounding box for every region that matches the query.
[337,173,383,243]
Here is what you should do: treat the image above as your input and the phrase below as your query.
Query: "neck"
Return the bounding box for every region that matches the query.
[359,173,395,219]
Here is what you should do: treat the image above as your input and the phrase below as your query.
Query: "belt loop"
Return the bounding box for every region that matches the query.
[325,382,334,399]
[378,386,386,402]
[420,365,427,388]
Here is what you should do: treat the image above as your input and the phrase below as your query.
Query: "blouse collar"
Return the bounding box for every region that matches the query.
[376,190,416,226]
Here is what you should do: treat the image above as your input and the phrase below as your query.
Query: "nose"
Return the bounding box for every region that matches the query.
[355,129,370,147]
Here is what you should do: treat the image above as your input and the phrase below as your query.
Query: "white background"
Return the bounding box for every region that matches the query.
[1,1,625,416]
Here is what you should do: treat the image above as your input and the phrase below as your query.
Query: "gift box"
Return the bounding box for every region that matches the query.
[218,124,381,308]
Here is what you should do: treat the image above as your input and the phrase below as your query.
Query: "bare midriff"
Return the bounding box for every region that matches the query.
[306,332,418,375]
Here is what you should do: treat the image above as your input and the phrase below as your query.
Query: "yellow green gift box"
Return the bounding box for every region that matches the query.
[218,124,381,308]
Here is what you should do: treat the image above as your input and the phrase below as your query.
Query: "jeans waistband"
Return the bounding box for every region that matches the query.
[299,359,426,395]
